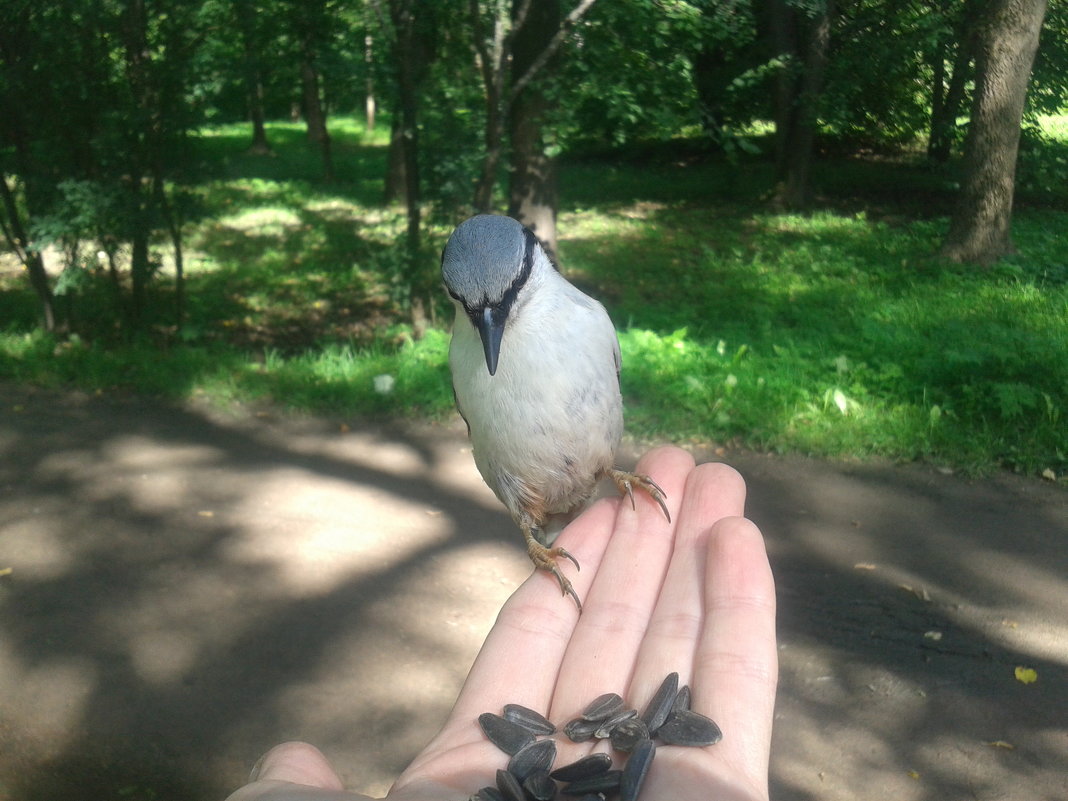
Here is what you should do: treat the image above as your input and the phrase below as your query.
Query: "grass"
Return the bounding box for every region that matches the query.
[1,116,1066,479]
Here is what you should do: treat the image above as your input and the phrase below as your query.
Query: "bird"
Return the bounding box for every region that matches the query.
[441,213,670,610]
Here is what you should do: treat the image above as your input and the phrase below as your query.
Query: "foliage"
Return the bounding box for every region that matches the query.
[3,117,1068,479]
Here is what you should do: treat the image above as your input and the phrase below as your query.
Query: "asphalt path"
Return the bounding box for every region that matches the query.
[1,381,1065,801]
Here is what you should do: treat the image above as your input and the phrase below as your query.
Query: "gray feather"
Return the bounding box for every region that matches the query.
[441,214,530,306]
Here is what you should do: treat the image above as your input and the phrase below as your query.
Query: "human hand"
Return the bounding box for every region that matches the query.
[226,446,777,801]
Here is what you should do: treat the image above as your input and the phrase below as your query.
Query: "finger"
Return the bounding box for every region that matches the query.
[549,446,695,723]
[226,742,357,801]
[437,496,620,733]
[695,517,777,790]
[398,496,622,788]
[628,462,747,709]
[250,742,344,789]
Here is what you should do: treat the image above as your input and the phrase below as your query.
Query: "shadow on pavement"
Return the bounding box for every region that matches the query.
[0,382,1065,801]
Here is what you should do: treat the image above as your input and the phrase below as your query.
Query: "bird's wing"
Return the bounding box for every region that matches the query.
[452,381,471,437]
[612,332,622,383]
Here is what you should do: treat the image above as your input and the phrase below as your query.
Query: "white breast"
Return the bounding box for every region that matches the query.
[450,273,624,522]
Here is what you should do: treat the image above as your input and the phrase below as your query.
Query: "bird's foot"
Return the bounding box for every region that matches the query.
[606,468,671,523]
[525,529,582,611]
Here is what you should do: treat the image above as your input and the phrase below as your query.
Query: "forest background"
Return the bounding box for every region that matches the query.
[1,0,1066,480]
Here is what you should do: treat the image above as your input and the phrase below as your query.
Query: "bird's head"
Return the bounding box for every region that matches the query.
[441,214,547,376]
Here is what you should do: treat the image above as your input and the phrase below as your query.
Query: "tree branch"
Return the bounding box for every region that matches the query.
[508,0,598,104]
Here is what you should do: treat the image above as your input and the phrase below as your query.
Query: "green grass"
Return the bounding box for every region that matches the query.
[2,116,1066,479]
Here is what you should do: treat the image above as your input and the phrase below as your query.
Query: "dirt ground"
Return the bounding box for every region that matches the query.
[1,381,1065,801]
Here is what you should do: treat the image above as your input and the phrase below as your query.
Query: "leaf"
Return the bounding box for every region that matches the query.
[1014,666,1038,684]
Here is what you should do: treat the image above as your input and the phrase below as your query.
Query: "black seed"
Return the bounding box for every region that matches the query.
[562,769,622,795]
[507,738,557,782]
[551,756,610,781]
[641,672,679,735]
[479,712,536,755]
[581,692,625,722]
[620,739,655,801]
[593,707,637,739]
[550,753,612,782]
[496,769,525,801]
[671,685,692,716]
[474,788,505,801]
[563,717,601,742]
[610,717,650,752]
[657,709,723,746]
[566,796,603,801]
[503,703,556,736]
[522,769,557,801]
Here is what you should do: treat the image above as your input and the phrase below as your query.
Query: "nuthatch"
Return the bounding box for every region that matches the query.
[441,214,669,610]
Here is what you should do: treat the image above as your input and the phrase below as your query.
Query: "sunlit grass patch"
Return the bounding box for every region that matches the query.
[2,115,1066,477]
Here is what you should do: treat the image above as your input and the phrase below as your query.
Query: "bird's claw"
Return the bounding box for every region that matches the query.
[555,545,580,573]
[607,469,671,523]
[525,532,583,612]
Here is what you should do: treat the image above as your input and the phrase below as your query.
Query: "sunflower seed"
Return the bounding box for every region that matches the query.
[610,716,650,752]
[565,796,604,801]
[671,684,691,716]
[563,716,601,742]
[657,709,723,747]
[479,712,536,755]
[562,769,622,795]
[581,692,625,722]
[472,787,505,801]
[495,769,525,801]
[640,672,679,735]
[620,739,655,801]
[549,752,613,782]
[503,703,556,736]
[522,769,557,801]
[593,707,637,739]
[507,738,557,782]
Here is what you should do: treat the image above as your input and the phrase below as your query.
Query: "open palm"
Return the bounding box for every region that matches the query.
[226,447,777,801]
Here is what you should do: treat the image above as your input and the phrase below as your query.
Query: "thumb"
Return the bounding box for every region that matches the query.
[226,742,356,801]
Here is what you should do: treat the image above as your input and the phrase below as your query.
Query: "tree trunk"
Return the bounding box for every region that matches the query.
[0,174,56,331]
[365,33,376,132]
[507,0,560,255]
[384,118,407,203]
[388,0,429,337]
[770,0,832,210]
[234,0,272,154]
[300,56,334,181]
[248,77,271,155]
[941,0,1047,265]
[928,16,976,163]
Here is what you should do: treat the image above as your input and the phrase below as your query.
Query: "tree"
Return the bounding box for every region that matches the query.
[382,0,439,336]
[0,0,207,336]
[289,0,335,181]
[233,0,274,154]
[469,0,598,234]
[507,0,561,254]
[768,0,834,210]
[0,175,56,331]
[927,0,978,162]
[941,0,1048,265]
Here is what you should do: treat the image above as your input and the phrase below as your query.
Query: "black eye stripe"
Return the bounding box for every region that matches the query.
[497,227,537,313]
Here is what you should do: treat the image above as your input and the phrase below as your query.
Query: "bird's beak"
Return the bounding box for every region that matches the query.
[473,306,506,376]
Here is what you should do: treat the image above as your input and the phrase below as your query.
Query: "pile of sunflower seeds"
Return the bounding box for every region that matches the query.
[469,672,721,801]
